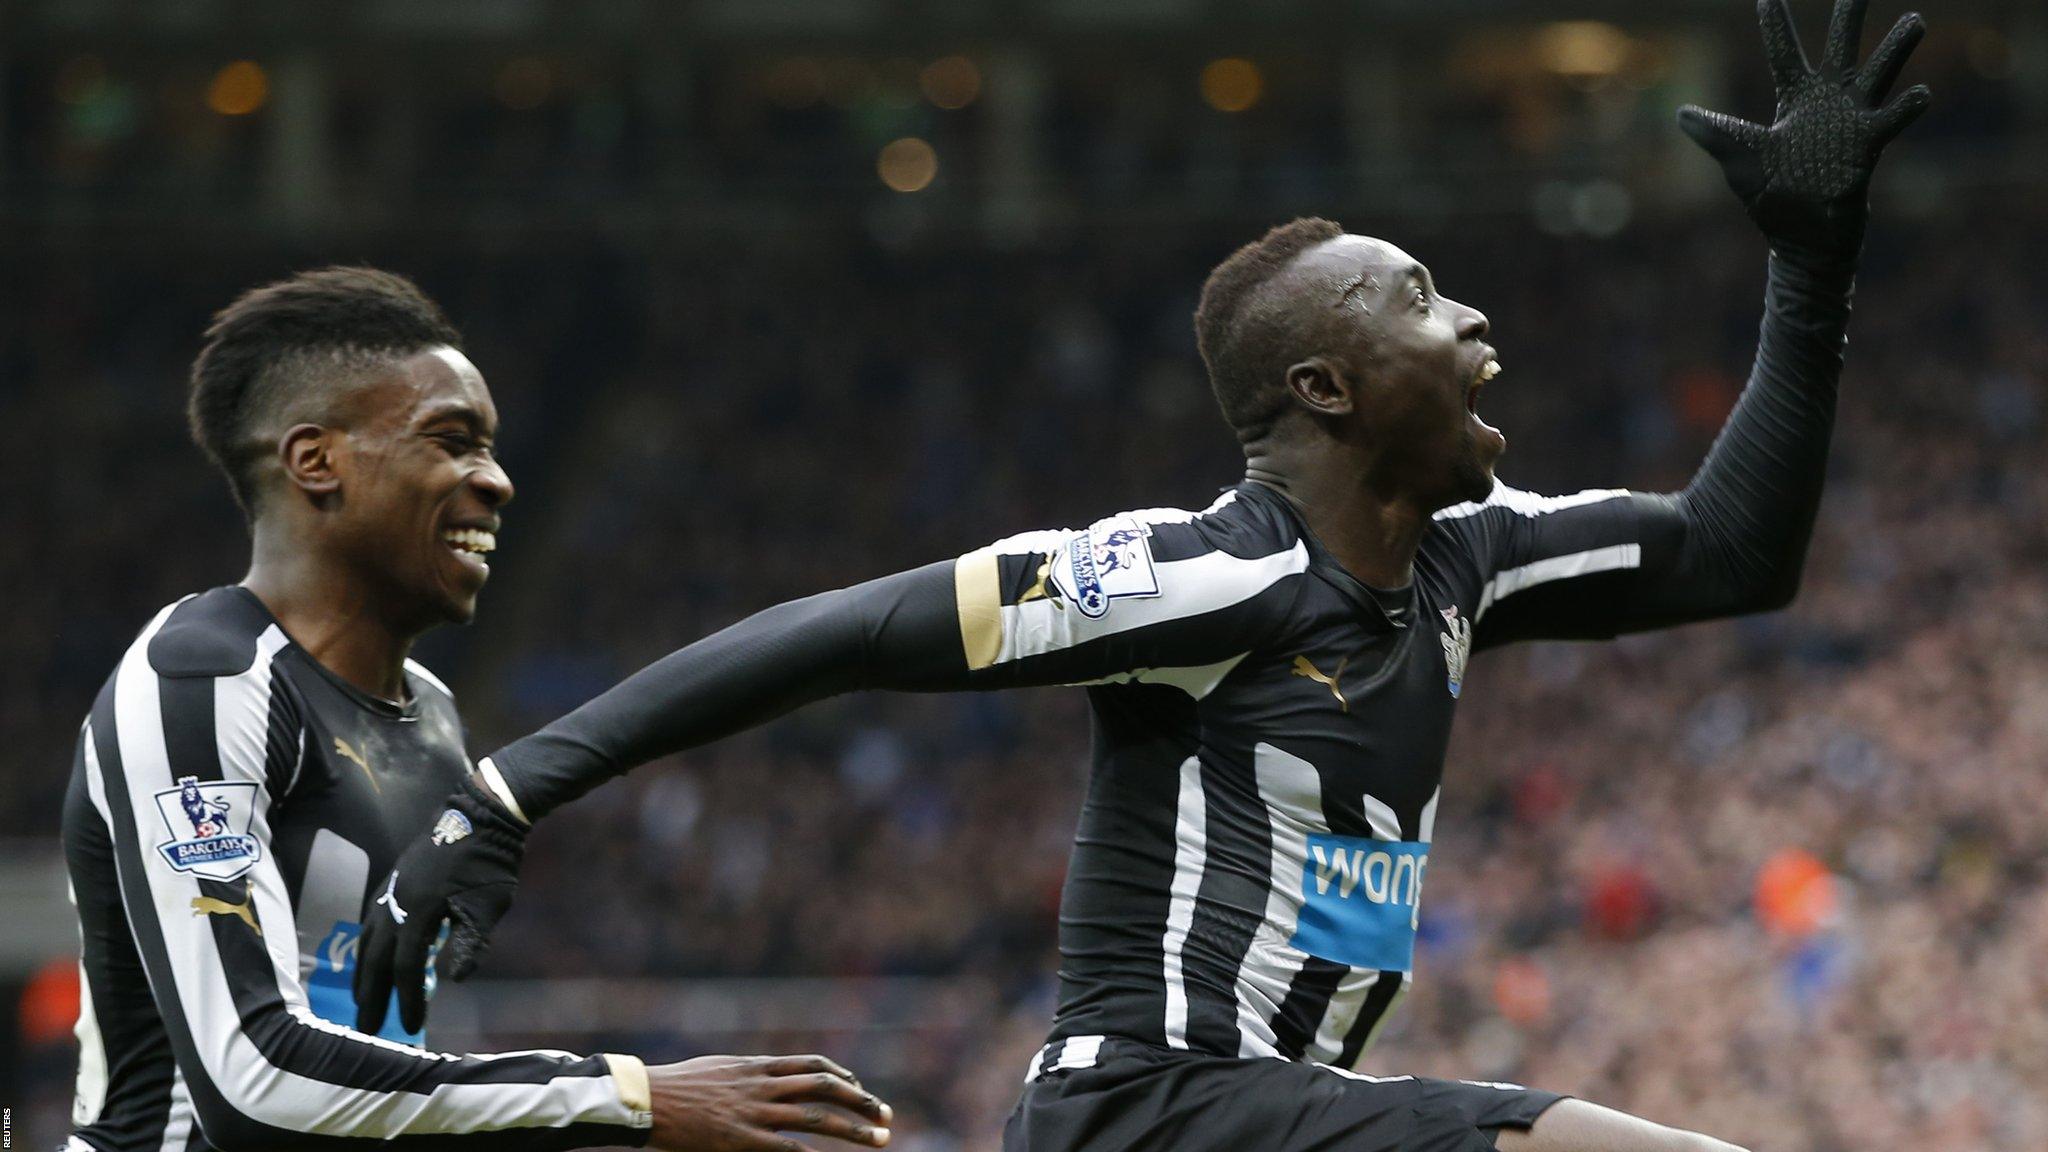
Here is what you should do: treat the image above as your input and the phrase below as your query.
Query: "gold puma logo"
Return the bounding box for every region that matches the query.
[191,884,262,936]
[1017,556,1053,604]
[334,736,381,793]
[1292,655,1350,713]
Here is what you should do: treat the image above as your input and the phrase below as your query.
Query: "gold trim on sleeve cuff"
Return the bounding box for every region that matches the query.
[955,550,1003,671]
[602,1052,653,1119]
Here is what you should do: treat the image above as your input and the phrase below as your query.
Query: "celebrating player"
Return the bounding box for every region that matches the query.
[357,2,1926,1149]
[61,268,891,1151]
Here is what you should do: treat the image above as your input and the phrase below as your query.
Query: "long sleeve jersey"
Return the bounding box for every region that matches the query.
[63,587,652,1151]
[483,251,1852,1072]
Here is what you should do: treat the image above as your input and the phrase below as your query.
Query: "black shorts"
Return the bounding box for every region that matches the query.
[1003,1037,1566,1152]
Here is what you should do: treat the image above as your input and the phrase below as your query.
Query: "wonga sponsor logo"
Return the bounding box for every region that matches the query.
[1289,834,1428,972]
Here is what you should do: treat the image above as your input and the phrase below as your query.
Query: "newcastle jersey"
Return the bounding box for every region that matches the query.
[492,469,1774,1072]
[954,479,1676,1068]
[62,587,651,1151]
[486,253,1850,1089]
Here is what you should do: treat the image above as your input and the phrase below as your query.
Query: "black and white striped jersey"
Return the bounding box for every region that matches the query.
[491,471,1813,1075]
[953,478,1693,1070]
[482,251,1845,1086]
[62,587,652,1152]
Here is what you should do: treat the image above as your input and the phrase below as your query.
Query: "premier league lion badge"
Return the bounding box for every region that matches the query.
[153,775,262,881]
[1050,516,1162,618]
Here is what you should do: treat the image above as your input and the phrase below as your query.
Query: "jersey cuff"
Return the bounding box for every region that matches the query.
[474,757,531,825]
[602,1052,654,1122]
[954,550,1003,671]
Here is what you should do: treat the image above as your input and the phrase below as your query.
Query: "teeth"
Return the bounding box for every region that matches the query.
[1478,359,1501,382]
[441,528,497,555]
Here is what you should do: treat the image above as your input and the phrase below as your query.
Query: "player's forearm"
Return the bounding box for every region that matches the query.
[489,561,965,820]
[1670,247,1854,613]
[191,1043,651,1151]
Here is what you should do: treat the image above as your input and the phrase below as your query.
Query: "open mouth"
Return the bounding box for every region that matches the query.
[441,527,497,571]
[1465,356,1501,418]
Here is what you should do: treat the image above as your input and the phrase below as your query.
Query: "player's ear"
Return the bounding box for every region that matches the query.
[278,424,344,498]
[1285,357,1357,418]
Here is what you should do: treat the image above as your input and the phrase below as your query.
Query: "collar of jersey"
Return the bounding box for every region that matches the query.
[227,586,423,721]
[1233,482,1413,630]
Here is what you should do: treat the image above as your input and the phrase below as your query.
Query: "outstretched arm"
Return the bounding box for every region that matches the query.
[1457,0,1927,649]
[356,511,1306,1032]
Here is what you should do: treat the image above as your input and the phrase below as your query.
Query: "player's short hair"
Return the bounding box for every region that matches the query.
[1194,217,1346,442]
[188,267,461,518]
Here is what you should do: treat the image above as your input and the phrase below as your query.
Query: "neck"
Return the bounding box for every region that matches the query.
[1243,437,1431,590]
[242,519,418,703]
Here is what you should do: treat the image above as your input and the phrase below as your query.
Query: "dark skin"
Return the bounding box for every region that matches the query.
[244,346,512,701]
[1235,236,1768,1152]
[1242,235,1500,591]
[239,345,891,1150]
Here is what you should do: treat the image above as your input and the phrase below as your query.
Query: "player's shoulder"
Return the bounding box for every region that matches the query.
[1432,479,1632,528]
[1107,485,1305,564]
[403,658,456,704]
[144,587,286,680]
[1058,487,1307,615]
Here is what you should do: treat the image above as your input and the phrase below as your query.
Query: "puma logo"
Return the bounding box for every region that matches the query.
[1292,655,1350,713]
[334,736,381,793]
[376,872,409,925]
[1018,556,1053,604]
[191,883,262,936]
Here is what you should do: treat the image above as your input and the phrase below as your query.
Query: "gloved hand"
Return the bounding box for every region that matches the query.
[1679,0,1930,263]
[353,773,528,1035]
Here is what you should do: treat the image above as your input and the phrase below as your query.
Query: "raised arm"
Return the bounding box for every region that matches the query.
[1448,0,1927,649]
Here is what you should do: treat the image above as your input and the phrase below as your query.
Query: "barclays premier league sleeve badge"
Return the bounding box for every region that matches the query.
[1049,516,1162,619]
[153,775,263,881]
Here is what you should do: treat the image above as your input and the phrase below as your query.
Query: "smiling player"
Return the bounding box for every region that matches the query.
[61,268,891,1151]
[360,2,1928,1148]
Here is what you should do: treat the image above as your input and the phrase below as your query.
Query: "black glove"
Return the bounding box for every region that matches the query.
[353,774,528,1035]
[1678,0,1930,263]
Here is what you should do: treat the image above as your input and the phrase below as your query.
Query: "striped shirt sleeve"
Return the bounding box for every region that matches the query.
[490,497,1312,820]
[1433,481,1684,648]
[1436,250,1852,650]
[952,503,1309,697]
[81,603,652,1151]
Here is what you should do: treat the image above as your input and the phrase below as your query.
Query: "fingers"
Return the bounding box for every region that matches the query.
[1757,0,1813,91]
[645,1055,894,1152]
[1856,11,1925,105]
[755,1102,890,1148]
[1821,0,1867,76]
[1870,83,1932,147]
[771,1070,893,1126]
[763,1054,859,1083]
[438,905,487,983]
[1676,105,1768,163]
[391,915,438,1035]
[352,911,394,1035]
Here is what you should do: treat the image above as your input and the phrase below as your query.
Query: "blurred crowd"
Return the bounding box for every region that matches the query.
[7,192,2047,1151]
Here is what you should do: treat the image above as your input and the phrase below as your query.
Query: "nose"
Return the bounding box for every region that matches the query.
[1455,301,1489,341]
[473,455,515,508]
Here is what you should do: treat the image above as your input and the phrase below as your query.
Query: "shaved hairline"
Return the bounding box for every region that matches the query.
[231,344,447,505]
